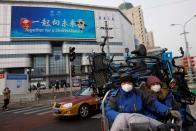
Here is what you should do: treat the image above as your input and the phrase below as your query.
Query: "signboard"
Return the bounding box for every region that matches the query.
[7,74,27,80]
[0,73,4,79]
[11,6,96,39]
[6,74,28,94]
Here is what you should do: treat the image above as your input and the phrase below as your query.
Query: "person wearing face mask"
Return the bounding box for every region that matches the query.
[144,75,165,99]
[143,75,182,123]
[105,73,181,131]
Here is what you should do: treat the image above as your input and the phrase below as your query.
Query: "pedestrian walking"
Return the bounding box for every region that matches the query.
[35,87,40,103]
[29,86,32,93]
[37,81,41,89]
[2,87,11,111]
[55,80,60,91]
[63,80,67,88]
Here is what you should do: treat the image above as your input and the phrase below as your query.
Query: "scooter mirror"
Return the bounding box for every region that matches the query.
[180,47,184,55]
[169,79,176,89]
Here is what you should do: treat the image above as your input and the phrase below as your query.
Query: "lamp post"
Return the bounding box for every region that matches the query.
[26,68,34,92]
[171,14,196,83]
[100,21,113,59]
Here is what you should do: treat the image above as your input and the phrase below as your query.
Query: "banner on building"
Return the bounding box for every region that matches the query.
[11,6,96,39]
[0,73,4,79]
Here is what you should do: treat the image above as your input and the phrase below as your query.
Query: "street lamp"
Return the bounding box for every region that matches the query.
[26,68,34,92]
[171,14,196,83]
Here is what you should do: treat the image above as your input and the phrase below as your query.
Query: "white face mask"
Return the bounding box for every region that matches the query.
[150,84,161,92]
[121,83,133,92]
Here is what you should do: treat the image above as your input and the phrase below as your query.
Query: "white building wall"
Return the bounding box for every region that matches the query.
[95,9,122,43]
[0,2,134,45]
[0,4,11,41]
[62,44,125,54]
[0,57,31,68]
[0,73,6,95]
[0,43,51,54]
[0,0,135,69]
[119,13,135,52]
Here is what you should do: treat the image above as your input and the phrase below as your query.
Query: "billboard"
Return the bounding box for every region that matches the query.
[11,6,96,39]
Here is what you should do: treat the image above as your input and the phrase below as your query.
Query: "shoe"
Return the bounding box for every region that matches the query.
[5,108,8,111]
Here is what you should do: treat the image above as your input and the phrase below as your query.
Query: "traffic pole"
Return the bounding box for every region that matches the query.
[69,61,73,96]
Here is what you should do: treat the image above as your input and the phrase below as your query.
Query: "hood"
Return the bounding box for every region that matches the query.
[147,75,161,87]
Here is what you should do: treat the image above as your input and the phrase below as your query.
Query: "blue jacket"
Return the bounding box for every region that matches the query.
[105,88,169,123]
[144,91,182,121]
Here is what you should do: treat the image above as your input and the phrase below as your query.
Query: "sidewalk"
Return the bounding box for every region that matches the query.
[189,103,196,119]
[0,87,80,108]
[0,99,54,109]
[188,82,196,118]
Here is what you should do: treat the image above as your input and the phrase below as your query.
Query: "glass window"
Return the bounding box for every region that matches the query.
[49,46,66,75]
[75,87,93,96]
[80,88,93,96]
[32,56,46,77]
[0,54,29,58]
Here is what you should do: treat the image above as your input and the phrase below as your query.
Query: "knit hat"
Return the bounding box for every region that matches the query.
[147,75,161,87]
[120,73,133,83]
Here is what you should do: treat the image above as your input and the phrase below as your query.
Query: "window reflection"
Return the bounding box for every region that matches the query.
[32,56,46,77]
[49,46,66,75]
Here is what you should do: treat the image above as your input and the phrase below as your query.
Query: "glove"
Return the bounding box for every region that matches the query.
[169,110,181,122]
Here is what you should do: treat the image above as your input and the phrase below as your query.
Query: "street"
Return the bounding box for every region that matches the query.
[0,1,196,131]
[0,104,101,131]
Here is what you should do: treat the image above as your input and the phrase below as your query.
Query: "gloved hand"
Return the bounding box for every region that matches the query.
[169,110,181,122]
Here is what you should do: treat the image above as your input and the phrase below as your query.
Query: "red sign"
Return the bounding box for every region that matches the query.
[0,73,4,79]
[183,56,195,67]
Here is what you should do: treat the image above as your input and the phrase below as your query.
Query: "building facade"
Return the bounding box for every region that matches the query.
[123,6,146,45]
[121,4,155,50]
[0,0,135,93]
[145,31,155,49]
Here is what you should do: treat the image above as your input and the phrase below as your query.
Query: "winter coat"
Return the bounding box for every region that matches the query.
[105,87,169,123]
[143,87,181,121]
[2,88,11,100]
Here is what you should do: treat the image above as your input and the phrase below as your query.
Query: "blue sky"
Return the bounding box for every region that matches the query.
[57,0,196,56]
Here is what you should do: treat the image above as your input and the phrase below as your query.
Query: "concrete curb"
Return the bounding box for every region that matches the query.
[0,87,80,103]
[0,90,80,108]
